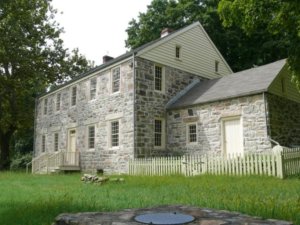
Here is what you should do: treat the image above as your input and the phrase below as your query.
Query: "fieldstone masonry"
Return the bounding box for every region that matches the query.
[135,57,202,157]
[53,205,292,225]
[267,93,300,146]
[35,59,135,173]
[167,94,272,155]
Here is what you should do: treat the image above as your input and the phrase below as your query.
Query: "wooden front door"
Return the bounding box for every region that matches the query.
[67,129,76,164]
[223,117,243,157]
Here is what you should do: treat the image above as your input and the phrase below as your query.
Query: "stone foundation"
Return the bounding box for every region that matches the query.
[53,205,292,225]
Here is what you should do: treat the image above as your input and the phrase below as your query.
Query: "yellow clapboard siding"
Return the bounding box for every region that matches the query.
[138,24,232,79]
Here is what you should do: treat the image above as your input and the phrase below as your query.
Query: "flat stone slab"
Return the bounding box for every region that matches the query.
[53,205,293,225]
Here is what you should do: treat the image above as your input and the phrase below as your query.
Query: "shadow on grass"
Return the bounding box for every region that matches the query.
[0,197,105,225]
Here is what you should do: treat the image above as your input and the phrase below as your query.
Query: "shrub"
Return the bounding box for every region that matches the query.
[10,152,32,171]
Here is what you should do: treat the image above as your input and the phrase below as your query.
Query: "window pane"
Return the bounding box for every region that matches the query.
[154,65,162,91]
[71,86,77,106]
[90,78,97,100]
[154,119,162,146]
[189,124,197,143]
[88,126,95,149]
[43,99,48,115]
[176,46,180,58]
[54,133,59,151]
[112,68,120,93]
[42,135,46,152]
[56,93,61,111]
[111,121,119,147]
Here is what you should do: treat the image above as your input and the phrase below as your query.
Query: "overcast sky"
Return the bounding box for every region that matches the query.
[51,0,152,65]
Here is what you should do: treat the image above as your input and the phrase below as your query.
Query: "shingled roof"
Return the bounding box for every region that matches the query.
[168,59,286,109]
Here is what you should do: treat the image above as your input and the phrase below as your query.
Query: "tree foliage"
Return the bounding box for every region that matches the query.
[0,0,93,169]
[125,0,288,72]
[218,0,300,88]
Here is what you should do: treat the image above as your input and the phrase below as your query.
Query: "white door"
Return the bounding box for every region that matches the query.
[67,129,76,164]
[223,118,243,157]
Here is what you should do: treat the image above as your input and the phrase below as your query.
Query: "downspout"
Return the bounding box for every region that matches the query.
[263,92,272,146]
[33,97,38,158]
[132,52,136,158]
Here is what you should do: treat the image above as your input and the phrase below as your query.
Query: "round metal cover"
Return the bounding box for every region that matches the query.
[134,212,195,225]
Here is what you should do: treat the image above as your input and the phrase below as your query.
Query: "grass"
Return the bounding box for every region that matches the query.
[0,172,300,225]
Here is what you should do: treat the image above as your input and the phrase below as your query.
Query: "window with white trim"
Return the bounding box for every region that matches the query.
[54,133,59,151]
[112,67,120,93]
[71,86,77,106]
[154,65,164,92]
[154,119,165,147]
[187,123,197,143]
[111,121,119,147]
[56,93,61,111]
[215,60,219,73]
[175,45,181,59]
[88,125,95,149]
[42,135,46,152]
[43,99,48,115]
[90,78,97,100]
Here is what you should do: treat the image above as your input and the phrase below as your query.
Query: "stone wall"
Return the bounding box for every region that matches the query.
[267,93,300,147]
[134,57,202,157]
[35,59,134,173]
[167,94,272,155]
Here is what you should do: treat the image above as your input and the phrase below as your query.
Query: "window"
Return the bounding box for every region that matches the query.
[175,45,181,59]
[54,133,59,151]
[112,67,120,93]
[42,135,46,152]
[71,86,77,106]
[215,60,219,73]
[187,124,197,143]
[154,119,164,147]
[56,93,61,111]
[111,121,119,147]
[281,78,285,94]
[154,65,164,92]
[90,78,97,100]
[43,99,48,115]
[88,125,95,149]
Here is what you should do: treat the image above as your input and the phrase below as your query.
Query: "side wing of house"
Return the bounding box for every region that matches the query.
[267,65,300,146]
[137,22,232,79]
[268,65,300,103]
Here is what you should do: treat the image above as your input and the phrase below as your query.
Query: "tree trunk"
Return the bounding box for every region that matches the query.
[0,131,14,170]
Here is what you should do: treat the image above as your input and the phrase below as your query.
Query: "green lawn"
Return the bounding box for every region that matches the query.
[0,172,300,225]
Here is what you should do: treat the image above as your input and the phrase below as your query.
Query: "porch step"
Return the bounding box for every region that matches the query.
[59,165,80,171]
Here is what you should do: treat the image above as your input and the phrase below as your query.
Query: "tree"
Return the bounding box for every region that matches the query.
[0,0,93,169]
[125,0,288,72]
[218,0,300,88]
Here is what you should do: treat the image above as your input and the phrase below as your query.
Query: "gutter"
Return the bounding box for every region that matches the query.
[132,52,136,158]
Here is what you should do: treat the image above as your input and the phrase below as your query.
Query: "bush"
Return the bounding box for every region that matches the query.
[10,152,32,171]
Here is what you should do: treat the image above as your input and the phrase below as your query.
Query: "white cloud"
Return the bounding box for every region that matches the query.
[51,0,152,65]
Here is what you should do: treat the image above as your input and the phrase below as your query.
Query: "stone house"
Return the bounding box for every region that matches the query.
[33,21,300,173]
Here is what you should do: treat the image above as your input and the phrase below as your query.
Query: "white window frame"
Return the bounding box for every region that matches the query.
[56,93,61,111]
[54,133,59,152]
[154,118,165,149]
[110,120,120,148]
[43,98,48,115]
[175,45,182,60]
[186,123,197,144]
[154,64,165,93]
[89,77,97,100]
[215,60,219,73]
[111,67,120,93]
[71,86,77,106]
[87,125,96,150]
[42,135,46,152]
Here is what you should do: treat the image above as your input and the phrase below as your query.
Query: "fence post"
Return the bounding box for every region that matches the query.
[182,155,186,176]
[276,151,284,179]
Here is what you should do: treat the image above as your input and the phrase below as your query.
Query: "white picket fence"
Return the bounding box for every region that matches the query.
[128,147,300,178]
